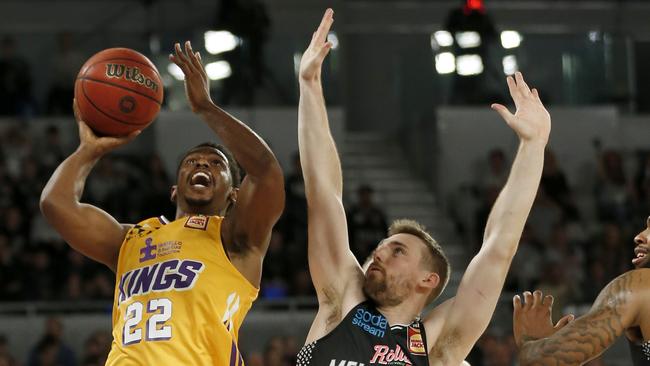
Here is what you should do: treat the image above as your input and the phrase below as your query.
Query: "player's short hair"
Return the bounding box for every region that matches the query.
[176,142,242,188]
[388,219,451,305]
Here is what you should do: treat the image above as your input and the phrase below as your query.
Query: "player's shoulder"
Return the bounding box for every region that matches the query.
[124,216,169,240]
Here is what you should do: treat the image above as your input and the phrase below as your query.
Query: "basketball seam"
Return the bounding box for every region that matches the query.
[78,76,163,105]
[81,80,150,127]
[83,57,162,79]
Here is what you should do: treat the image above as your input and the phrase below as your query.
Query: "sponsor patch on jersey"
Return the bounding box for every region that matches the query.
[407,325,426,356]
[184,215,209,230]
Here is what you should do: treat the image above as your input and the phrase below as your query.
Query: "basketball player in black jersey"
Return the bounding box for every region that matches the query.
[297,9,551,366]
[514,216,650,365]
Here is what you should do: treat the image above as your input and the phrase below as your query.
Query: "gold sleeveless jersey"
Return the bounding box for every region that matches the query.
[106,215,258,365]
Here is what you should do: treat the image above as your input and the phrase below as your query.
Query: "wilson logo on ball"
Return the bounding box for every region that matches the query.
[105,64,159,92]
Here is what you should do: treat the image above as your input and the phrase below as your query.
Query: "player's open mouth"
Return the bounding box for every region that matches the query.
[633,246,648,265]
[190,171,212,188]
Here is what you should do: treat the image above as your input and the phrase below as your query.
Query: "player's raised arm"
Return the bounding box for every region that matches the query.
[40,101,138,271]
[515,272,643,366]
[170,41,285,286]
[298,9,365,332]
[426,72,551,363]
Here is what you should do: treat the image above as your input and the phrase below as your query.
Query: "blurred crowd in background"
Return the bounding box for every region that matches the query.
[0,5,649,363]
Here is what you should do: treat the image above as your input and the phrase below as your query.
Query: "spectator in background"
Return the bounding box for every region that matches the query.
[283,152,307,246]
[260,229,289,298]
[27,317,76,366]
[541,149,579,219]
[47,32,84,115]
[595,149,633,223]
[38,125,66,175]
[0,335,16,366]
[81,331,111,366]
[346,184,388,262]
[634,151,650,216]
[0,36,33,116]
[140,154,174,219]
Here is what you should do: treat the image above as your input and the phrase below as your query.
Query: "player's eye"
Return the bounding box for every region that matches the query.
[394,247,405,255]
[185,159,196,165]
[211,160,222,166]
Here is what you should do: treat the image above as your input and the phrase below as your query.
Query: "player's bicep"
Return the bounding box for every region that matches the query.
[41,201,129,270]
[307,194,363,301]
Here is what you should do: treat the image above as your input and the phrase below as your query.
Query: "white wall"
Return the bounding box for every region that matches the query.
[435,106,638,205]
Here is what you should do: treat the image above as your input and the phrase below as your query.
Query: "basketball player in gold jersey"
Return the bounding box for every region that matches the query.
[297,9,551,366]
[40,41,285,365]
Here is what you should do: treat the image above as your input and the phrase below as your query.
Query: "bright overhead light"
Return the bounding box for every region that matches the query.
[500,31,522,49]
[432,31,454,49]
[435,52,456,74]
[328,32,339,50]
[456,54,484,76]
[205,61,232,80]
[455,31,481,48]
[167,63,185,80]
[502,55,518,75]
[204,31,240,55]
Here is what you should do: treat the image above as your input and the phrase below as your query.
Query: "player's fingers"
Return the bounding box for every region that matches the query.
[186,42,203,72]
[506,75,521,102]
[515,71,531,95]
[532,88,542,103]
[513,294,523,311]
[315,8,334,44]
[184,41,201,73]
[169,53,192,77]
[554,314,575,330]
[532,290,543,308]
[318,41,333,59]
[491,103,514,124]
[73,98,81,121]
[174,43,192,70]
[543,294,554,308]
[523,291,533,310]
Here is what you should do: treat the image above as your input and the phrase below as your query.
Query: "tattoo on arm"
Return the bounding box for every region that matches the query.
[519,272,637,366]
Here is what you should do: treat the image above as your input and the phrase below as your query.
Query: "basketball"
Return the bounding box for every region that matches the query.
[74,48,164,136]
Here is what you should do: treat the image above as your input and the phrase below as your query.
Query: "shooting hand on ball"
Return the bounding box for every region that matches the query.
[74,99,140,159]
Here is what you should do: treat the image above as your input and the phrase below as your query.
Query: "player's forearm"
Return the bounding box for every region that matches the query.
[197,104,281,179]
[482,140,545,256]
[298,79,343,198]
[40,147,99,210]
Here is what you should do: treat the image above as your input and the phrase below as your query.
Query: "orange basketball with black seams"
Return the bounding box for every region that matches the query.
[74,48,164,136]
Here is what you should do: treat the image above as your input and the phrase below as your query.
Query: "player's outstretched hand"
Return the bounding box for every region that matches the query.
[169,40,213,114]
[491,72,551,144]
[513,290,574,348]
[299,9,334,83]
[74,99,140,158]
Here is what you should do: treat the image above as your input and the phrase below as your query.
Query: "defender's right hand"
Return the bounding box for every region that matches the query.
[299,9,334,83]
[74,99,140,158]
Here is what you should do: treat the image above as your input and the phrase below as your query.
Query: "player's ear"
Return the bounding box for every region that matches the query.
[170,185,177,203]
[229,187,239,205]
[421,271,440,291]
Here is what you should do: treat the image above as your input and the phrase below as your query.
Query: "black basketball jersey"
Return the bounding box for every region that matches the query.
[628,339,650,365]
[297,301,429,366]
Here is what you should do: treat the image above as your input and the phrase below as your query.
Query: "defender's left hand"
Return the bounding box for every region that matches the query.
[513,290,574,348]
[491,72,551,144]
[169,41,213,114]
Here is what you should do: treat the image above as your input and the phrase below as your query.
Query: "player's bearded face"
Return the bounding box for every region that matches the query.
[363,267,412,306]
[363,238,416,306]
